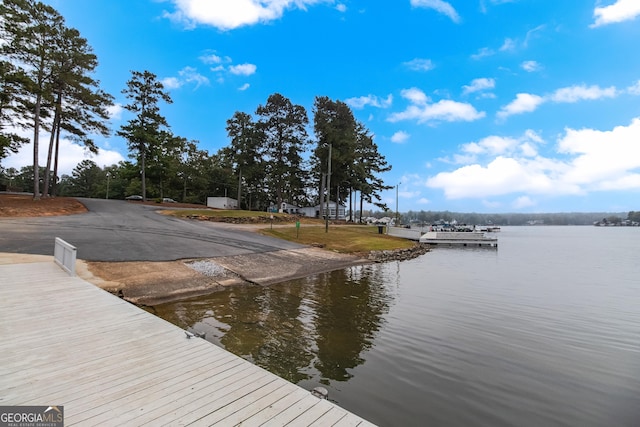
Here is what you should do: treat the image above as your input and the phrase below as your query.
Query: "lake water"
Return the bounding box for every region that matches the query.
[151,226,640,426]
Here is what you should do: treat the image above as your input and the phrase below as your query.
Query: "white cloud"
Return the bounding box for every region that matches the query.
[336,3,346,12]
[107,103,124,120]
[462,78,495,95]
[410,0,461,23]
[228,63,257,76]
[498,84,620,119]
[472,26,544,60]
[550,84,616,103]
[456,130,542,164]
[391,131,410,144]
[388,99,486,124]
[345,94,393,109]
[199,51,258,81]
[463,135,519,156]
[557,118,640,189]
[521,60,542,72]
[499,37,516,52]
[238,83,250,91]
[523,25,545,47]
[400,87,430,105]
[427,156,565,199]
[591,0,640,28]
[161,77,182,89]
[497,93,545,119]
[389,88,485,123]
[199,53,230,64]
[471,47,494,60]
[164,0,330,30]
[162,66,210,90]
[4,139,126,177]
[403,58,435,71]
[628,80,640,95]
[425,118,640,200]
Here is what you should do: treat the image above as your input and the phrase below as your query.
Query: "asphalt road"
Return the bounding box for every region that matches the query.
[0,198,305,262]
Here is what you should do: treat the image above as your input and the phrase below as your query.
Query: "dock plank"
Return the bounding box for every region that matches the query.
[0,262,376,426]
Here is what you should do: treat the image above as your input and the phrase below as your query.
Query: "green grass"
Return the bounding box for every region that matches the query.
[260,224,415,254]
[165,209,415,254]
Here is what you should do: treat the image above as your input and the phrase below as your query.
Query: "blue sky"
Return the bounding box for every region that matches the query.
[5,0,640,213]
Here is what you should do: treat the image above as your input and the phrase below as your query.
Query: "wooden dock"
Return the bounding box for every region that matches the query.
[0,261,375,426]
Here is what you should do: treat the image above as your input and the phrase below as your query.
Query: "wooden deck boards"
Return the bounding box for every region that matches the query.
[0,262,376,426]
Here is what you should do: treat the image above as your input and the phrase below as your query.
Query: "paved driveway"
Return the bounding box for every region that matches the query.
[0,199,305,261]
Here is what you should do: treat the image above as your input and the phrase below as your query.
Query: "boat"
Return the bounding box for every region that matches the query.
[475,225,501,232]
[419,231,498,248]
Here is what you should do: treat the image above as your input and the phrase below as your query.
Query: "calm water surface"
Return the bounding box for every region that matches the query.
[152,226,640,426]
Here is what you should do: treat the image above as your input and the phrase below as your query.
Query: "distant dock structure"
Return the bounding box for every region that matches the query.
[419,231,498,248]
[386,226,498,248]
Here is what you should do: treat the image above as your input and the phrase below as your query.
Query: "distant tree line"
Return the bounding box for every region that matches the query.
[0,1,391,213]
[358,210,634,226]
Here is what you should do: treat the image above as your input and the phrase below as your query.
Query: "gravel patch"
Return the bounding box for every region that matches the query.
[185,260,228,277]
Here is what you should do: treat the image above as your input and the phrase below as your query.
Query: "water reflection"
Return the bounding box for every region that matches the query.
[151,263,395,385]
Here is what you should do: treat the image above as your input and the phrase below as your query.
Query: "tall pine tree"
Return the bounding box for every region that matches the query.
[117,70,172,201]
[0,0,64,198]
[256,93,309,208]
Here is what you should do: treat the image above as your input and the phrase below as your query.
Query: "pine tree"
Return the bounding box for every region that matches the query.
[44,26,113,196]
[0,0,64,198]
[117,70,172,201]
[223,111,265,209]
[312,96,358,212]
[0,61,29,161]
[256,93,309,208]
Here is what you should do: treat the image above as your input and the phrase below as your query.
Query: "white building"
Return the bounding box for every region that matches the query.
[298,201,346,220]
[207,197,238,209]
[268,202,301,214]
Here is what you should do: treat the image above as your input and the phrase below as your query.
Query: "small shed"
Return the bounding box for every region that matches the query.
[207,197,238,209]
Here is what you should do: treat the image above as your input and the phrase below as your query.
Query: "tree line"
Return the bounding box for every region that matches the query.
[390,210,636,226]
[0,0,391,215]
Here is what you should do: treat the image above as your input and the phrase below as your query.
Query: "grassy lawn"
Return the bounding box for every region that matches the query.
[260,224,415,254]
[165,209,415,254]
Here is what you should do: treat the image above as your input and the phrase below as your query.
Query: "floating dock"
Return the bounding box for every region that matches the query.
[0,260,375,426]
[419,231,498,248]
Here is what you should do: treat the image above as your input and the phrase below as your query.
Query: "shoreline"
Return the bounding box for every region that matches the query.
[1,244,429,306]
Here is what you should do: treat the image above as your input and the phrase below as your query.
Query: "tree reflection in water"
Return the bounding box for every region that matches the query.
[151,263,396,385]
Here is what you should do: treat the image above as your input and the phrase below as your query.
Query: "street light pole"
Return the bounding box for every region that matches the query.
[325,144,332,233]
[106,172,110,199]
[396,182,401,227]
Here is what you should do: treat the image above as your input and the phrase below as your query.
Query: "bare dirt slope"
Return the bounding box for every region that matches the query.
[0,194,87,216]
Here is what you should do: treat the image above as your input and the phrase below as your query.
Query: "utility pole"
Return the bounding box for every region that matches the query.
[325,144,332,233]
[396,182,401,226]
[105,172,110,199]
[237,170,242,210]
